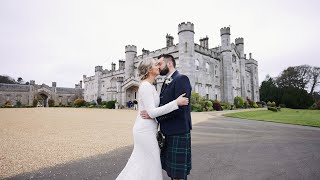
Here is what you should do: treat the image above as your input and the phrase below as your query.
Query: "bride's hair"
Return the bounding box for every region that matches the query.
[138,57,156,80]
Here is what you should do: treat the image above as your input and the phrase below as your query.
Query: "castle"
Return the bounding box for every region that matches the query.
[84,22,260,106]
[0,81,83,107]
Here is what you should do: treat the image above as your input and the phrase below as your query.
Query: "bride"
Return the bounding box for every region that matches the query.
[116,57,189,180]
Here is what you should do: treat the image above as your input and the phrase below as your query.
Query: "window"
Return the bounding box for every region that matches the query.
[232,55,236,63]
[195,84,199,93]
[195,59,199,71]
[205,63,209,73]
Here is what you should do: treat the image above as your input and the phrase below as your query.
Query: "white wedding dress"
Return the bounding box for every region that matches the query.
[116,81,179,180]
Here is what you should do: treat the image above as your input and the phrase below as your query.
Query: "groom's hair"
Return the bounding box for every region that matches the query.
[158,54,176,68]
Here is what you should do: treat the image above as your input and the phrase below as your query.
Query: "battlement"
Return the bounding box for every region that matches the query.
[178,22,194,34]
[235,37,244,45]
[194,44,219,58]
[0,83,30,92]
[95,66,103,72]
[220,27,231,36]
[125,45,137,53]
[246,58,258,66]
[136,44,179,61]
[101,69,125,78]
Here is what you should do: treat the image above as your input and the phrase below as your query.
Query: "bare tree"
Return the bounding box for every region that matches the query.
[294,65,311,89]
[309,66,320,95]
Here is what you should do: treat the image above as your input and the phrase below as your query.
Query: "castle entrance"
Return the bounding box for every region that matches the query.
[125,85,139,108]
[36,93,48,107]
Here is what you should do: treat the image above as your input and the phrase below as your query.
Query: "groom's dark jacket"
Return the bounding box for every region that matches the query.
[157,71,192,135]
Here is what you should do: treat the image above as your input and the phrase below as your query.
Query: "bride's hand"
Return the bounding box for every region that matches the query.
[140,110,152,119]
[176,93,189,106]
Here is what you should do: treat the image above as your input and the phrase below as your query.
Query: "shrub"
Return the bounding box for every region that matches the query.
[48,99,55,107]
[212,100,223,111]
[244,101,249,108]
[74,98,86,107]
[234,96,245,108]
[101,101,108,105]
[246,97,254,107]
[220,101,231,110]
[16,100,22,108]
[267,107,278,112]
[191,92,202,104]
[191,103,202,112]
[106,100,116,109]
[253,102,259,108]
[317,100,320,110]
[271,101,276,107]
[4,101,13,107]
[267,101,272,107]
[97,97,102,105]
[89,100,96,106]
[204,100,213,111]
[32,99,38,107]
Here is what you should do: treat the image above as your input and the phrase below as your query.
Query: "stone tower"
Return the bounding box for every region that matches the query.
[94,65,103,100]
[178,22,195,88]
[220,27,233,103]
[125,45,137,79]
[235,37,247,99]
[247,53,259,101]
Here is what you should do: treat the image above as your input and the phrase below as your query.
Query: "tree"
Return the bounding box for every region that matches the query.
[276,65,311,90]
[0,75,16,84]
[260,76,280,103]
[295,65,311,89]
[17,77,23,84]
[280,87,314,109]
[309,66,320,95]
[276,67,300,88]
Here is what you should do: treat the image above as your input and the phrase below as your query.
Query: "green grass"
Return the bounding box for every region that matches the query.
[224,108,320,127]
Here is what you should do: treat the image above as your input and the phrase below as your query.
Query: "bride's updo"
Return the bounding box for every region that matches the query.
[138,57,156,80]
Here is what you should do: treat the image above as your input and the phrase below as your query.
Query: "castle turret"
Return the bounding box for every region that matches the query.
[220,27,233,103]
[95,66,103,72]
[235,37,247,99]
[125,45,137,79]
[94,66,103,101]
[178,22,195,87]
[80,80,82,88]
[30,80,35,85]
[52,82,56,87]
[246,53,259,102]
[111,62,116,71]
[166,34,174,47]
[119,60,125,70]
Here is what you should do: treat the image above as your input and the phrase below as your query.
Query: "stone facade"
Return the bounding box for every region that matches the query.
[83,22,260,105]
[0,81,83,107]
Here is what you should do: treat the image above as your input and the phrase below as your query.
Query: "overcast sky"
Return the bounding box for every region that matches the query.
[1,0,319,88]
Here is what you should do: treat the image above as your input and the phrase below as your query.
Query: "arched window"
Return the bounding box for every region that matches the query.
[205,63,209,73]
[195,59,199,71]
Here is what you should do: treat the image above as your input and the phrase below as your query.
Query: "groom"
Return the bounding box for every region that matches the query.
[141,54,192,180]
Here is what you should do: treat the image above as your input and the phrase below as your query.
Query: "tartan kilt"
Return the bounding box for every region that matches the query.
[161,132,192,179]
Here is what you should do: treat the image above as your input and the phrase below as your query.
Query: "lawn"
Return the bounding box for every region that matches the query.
[224,108,320,127]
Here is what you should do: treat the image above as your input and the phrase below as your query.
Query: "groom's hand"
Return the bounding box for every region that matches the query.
[140,110,151,119]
